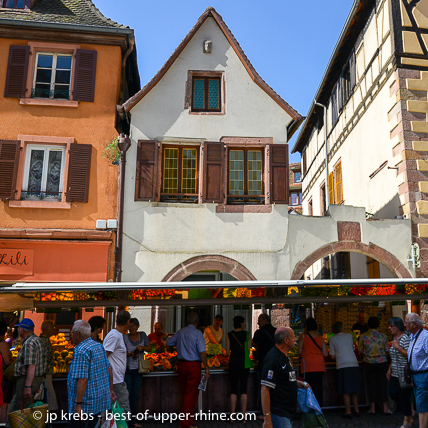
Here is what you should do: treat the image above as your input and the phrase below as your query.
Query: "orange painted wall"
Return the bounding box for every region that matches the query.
[0,239,110,282]
[0,38,122,229]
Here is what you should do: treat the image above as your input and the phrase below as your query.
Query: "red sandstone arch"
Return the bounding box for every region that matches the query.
[162,255,257,282]
[291,241,412,280]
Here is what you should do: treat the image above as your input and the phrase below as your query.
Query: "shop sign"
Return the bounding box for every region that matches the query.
[0,249,34,276]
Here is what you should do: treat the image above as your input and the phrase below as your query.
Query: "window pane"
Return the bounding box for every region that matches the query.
[295,172,301,182]
[208,79,219,109]
[16,0,25,7]
[27,150,45,193]
[53,85,70,99]
[37,54,53,69]
[34,84,50,98]
[229,150,244,195]
[248,151,262,195]
[163,148,178,193]
[36,68,52,84]
[46,150,63,194]
[182,149,197,193]
[5,0,14,7]
[291,193,298,205]
[56,55,72,70]
[55,70,71,84]
[193,79,205,109]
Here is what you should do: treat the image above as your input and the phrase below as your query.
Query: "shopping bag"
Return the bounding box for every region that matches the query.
[101,417,117,428]
[111,402,128,428]
[301,411,329,428]
[297,388,328,428]
[4,360,16,383]
[8,399,48,428]
[244,331,254,369]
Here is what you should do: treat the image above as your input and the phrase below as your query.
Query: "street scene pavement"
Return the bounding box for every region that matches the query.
[134,410,419,428]
[46,412,418,428]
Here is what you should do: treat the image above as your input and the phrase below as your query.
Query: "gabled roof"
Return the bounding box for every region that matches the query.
[122,7,302,124]
[0,0,126,29]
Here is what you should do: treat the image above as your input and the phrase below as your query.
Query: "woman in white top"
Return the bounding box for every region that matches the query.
[329,321,361,419]
[386,317,412,428]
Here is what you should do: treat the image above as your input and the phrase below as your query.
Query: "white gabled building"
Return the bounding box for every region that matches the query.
[119,7,302,288]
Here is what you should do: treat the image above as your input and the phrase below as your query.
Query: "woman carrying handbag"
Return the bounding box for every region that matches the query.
[387,317,413,428]
[298,317,328,407]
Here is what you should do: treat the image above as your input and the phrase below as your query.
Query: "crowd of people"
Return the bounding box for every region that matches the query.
[0,309,426,428]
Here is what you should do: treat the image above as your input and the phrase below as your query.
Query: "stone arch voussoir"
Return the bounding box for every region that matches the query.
[162,255,257,282]
[291,241,412,280]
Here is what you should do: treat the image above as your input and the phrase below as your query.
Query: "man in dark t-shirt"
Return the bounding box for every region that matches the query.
[253,314,276,368]
[261,327,309,428]
[352,311,368,334]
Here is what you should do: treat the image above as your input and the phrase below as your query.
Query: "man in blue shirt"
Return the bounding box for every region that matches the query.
[405,313,428,428]
[167,312,210,428]
[68,320,115,428]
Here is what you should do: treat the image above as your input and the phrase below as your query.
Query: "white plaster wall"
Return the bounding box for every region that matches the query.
[287,205,412,278]
[129,17,292,143]
[302,0,395,218]
[121,203,413,283]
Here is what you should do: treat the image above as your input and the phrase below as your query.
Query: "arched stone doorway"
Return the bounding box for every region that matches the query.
[162,254,257,282]
[291,241,412,280]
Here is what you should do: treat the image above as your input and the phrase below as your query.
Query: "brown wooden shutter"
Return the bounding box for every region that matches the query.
[328,171,335,205]
[135,140,159,201]
[66,143,92,203]
[73,49,97,102]
[302,149,307,176]
[4,45,30,98]
[0,140,20,199]
[270,144,289,204]
[202,142,224,203]
[335,161,343,204]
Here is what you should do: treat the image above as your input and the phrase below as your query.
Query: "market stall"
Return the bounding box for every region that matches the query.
[0,279,426,421]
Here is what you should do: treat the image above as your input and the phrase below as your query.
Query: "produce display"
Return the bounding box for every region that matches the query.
[53,349,73,374]
[50,333,72,347]
[206,344,223,356]
[144,351,177,371]
[128,289,175,300]
[207,354,229,368]
[37,291,118,302]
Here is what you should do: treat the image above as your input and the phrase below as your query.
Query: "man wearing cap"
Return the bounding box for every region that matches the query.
[7,318,47,421]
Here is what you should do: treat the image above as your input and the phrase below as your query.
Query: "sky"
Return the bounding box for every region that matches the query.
[95,1,354,163]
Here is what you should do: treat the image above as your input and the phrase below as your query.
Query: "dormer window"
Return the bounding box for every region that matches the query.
[2,0,25,8]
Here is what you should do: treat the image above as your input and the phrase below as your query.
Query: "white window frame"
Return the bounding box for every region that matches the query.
[32,52,73,100]
[22,144,66,201]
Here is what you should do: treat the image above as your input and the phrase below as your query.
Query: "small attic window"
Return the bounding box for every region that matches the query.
[3,0,25,8]
[185,70,225,115]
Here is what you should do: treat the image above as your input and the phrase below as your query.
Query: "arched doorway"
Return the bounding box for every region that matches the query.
[291,241,412,280]
[162,254,257,282]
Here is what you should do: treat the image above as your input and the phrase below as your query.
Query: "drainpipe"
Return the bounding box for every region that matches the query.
[314,101,329,211]
[115,134,131,282]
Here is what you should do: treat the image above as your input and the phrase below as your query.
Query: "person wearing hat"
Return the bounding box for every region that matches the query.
[6,318,47,424]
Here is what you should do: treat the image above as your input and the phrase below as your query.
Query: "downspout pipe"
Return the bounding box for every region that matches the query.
[314,101,329,211]
[115,134,131,282]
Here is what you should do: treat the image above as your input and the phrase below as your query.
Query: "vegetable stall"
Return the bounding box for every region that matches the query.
[0,278,426,420]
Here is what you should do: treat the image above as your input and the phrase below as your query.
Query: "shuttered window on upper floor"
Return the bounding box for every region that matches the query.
[330,50,356,128]
[328,159,343,206]
[4,45,97,103]
[135,140,289,206]
[0,139,92,203]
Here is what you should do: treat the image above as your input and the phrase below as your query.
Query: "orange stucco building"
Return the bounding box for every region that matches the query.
[0,0,140,284]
